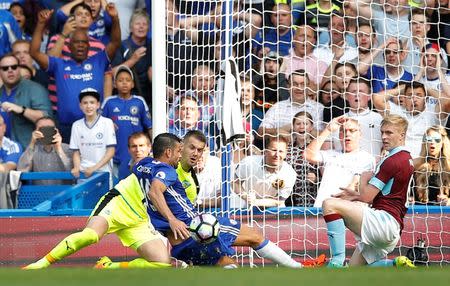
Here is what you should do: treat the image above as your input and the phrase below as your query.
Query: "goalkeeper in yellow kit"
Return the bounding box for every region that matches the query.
[22,134,181,271]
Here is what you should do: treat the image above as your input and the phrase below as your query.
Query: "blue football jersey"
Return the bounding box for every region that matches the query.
[133,157,197,232]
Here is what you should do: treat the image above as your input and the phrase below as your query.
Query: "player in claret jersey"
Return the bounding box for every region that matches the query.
[322,114,416,268]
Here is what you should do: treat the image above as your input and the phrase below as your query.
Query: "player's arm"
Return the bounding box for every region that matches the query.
[84,146,115,178]
[104,3,121,61]
[30,9,52,70]
[148,179,190,240]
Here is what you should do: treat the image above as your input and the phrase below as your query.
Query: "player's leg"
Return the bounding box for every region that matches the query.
[322,198,364,267]
[234,225,303,268]
[217,256,239,269]
[348,248,368,266]
[23,216,107,270]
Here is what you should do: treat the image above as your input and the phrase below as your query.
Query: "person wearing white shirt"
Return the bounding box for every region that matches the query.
[373,81,450,158]
[234,136,297,208]
[195,145,222,209]
[258,70,324,136]
[305,117,376,207]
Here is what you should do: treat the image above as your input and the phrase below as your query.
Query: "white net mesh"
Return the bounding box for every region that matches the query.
[162,0,450,266]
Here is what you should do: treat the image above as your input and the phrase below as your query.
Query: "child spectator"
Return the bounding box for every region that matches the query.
[101,65,152,179]
[70,89,116,186]
[9,2,32,40]
[414,125,450,205]
[285,111,320,207]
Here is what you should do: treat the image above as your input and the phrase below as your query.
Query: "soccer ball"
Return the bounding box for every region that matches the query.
[189,213,220,244]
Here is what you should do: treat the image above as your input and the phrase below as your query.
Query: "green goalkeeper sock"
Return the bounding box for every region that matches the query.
[48,228,99,261]
[108,258,171,269]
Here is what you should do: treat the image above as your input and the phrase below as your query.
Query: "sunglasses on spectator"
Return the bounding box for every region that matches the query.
[0,64,18,71]
[384,50,399,55]
[423,135,442,143]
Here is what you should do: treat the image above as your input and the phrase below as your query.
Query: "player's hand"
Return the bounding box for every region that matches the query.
[62,15,76,36]
[326,115,346,133]
[38,9,53,24]
[169,218,190,240]
[334,187,357,201]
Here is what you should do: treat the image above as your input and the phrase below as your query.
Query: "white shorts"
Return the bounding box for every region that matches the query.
[355,207,401,264]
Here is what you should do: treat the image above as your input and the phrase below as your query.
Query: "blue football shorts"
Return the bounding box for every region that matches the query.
[171,216,241,265]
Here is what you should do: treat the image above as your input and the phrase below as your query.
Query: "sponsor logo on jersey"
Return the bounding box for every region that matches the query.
[181,180,191,189]
[64,72,93,82]
[229,219,237,225]
[136,165,152,173]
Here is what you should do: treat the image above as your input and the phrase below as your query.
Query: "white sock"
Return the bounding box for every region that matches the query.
[254,240,303,268]
[223,264,238,269]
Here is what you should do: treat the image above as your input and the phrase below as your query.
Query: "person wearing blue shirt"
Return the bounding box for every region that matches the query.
[30,5,121,142]
[0,114,22,173]
[101,65,152,179]
[0,9,22,57]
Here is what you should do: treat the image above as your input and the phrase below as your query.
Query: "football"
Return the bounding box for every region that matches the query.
[189,213,220,244]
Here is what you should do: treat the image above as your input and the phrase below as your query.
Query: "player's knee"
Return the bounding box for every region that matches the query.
[322,198,337,214]
[81,228,100,245]
[246,227,264,248]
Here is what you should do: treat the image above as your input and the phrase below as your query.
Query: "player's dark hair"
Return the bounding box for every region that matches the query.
[128,132,151,147]
[288,69,309,85]
[70,2,93,17]
[404,81,426,95]
[184,130,207,144]
[152,133,181,158]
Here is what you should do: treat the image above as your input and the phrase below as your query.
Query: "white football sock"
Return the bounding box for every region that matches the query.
[254,240,303,268]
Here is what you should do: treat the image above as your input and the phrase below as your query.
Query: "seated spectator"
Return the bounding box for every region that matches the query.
[195,144,222,209]
[12,40,49,88]
[253,51,289,111]
[0,9,22,58]
[253,3,294,58]
[234,136,297,208]
[58,0,112,45]
[304,117,375,207]
[360,37,413,93]
[9,2,31,40]
[30,5,120,142]
[258,70,324,138]
[0,53,52,149]
[118,131,152,180]
[413,125,450,206]
[322,62,357,122]
[281,25,328,89]
[17,116,73,185]
[70,89,116,186]
[338,78,383,159]
[373,81,450,158]
[285,111,320,207]
[101,65,152,179]
[415,43,450,100]
[112,8,152,106]
[312,11,358,66]
[176,130,207,205]
[0,114,21,173]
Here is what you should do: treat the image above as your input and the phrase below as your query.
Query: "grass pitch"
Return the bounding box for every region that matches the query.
[1,267,449,286]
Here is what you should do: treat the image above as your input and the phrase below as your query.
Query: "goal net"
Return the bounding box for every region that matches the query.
[162,0,450,266]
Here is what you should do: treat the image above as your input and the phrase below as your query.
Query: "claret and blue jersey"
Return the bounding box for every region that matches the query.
[132,157,197,232]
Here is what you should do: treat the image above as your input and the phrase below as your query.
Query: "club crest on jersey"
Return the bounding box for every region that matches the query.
[97,19,104,26]
[84,63,93,71]
[130,106,138,115]
[96,132,103,139]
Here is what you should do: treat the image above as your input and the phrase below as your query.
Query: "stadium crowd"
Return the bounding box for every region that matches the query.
[0,0,449,210]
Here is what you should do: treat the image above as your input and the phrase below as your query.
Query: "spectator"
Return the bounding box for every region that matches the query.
[285,111,320,207]
[240,76,263,136]
[281,25,328,89]
[30,5,121,142]
[349,20,384,70]
[0,9,22,57]
[70,88,116,186]
[234,136,297,208]
[194,144,222,209]
[18,64,32,79]
[360,37,413,93]
[9,2,31,40]
[0,53,52,149]
[319,80,341,123]
[348,0,411,43]
[373,81,450,158]
[304,117,376,207]
[0,114,21,173]
[258,70,324,138]
[169,95,201,138]
[253,51,290,111]
[176,130,207,205]
[17,116,73,185]
[312,11,358,66]
[253,3,294,58]
[58,0,112,45]
[414,125,450,205]
[339,78,383,158]
[101,65,152,179]
[12,40,49,88]
[112,8,152,107]
[113,0,147,40]
[304,0,340,44]
[118,131,152,180]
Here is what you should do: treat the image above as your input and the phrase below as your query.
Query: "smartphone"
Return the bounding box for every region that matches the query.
[38,126,57,145]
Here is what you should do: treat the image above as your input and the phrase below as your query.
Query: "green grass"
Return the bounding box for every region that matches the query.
[0,267,449,286]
